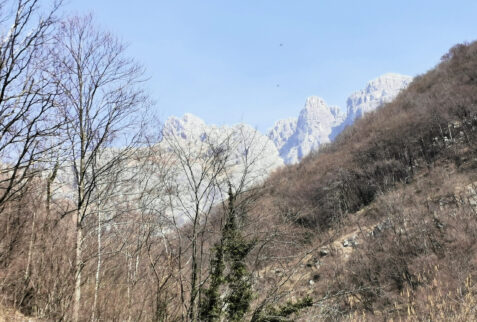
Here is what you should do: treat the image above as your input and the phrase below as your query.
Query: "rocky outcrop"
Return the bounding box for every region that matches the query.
[269,73,413,164]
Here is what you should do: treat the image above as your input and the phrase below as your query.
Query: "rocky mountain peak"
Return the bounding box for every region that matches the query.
[304,96,327,110]
[268,73,412,164]
[165,73,412,166]
[343,73,413,126]
[163,113,207,140]
[365,73,412,92]
[268,118,297,151]
[163,113,284,184]
[299,96,339,125]
[269,96,345,164]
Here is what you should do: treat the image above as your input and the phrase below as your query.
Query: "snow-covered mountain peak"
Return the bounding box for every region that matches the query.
[182,112,205,124]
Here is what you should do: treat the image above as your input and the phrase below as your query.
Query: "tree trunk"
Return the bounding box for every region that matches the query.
[24,211,36,281]
[46,162,59,218]
[73,213,84,322]
[91,209,102,321]
[188,205,200,321]
[127,251,132,322]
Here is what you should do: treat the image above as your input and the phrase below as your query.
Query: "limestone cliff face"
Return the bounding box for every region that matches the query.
[342,73,413,128]
[268,73,412,164]
[268,96,344,164]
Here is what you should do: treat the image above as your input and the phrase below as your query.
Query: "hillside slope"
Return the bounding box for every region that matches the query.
[2,41,477,321]
[248,41,477,320]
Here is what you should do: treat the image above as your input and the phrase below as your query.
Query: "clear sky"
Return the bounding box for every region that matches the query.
[64,0,477,132]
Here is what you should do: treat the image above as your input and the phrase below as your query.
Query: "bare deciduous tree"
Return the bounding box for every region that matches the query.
[161,124,278,321]
[47,14,150,322]
[0,0,62,210]
[162,129,229,321]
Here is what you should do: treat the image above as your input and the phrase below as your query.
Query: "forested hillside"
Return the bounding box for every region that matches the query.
[256,40,477,320]
[1,1,477,321]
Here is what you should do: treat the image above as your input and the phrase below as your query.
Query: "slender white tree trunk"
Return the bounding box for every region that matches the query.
[74,80,86,322]
[73,220,83,322]
[91,209,102,321]
[24,211,36,281]
[127,251,132,322]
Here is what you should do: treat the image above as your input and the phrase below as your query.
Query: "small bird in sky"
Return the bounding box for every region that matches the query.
[279,43,284,47]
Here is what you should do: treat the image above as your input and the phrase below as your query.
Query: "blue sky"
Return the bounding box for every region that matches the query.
[64,0,477,131]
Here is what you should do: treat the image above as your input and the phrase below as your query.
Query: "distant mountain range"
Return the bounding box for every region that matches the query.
[162,114,284,188]
[268,73,413,163]
[165,73,413,166]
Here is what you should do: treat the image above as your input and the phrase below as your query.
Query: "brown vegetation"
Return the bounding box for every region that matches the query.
[2,0,477,319]
[257,41,477,320]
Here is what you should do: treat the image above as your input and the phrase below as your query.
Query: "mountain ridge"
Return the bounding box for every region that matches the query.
[165,73,413,165]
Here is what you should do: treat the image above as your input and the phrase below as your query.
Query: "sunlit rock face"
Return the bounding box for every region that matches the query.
[269,96,344,164]
[162,113,284,186]
[162,74,413,168]
[161,114,285,224]
[268,73,412,164]
[342,73,413,128]
[268,118,297,152]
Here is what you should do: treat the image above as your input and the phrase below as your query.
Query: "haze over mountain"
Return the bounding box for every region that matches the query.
[166,73,413,165]
[162,113,284,185]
